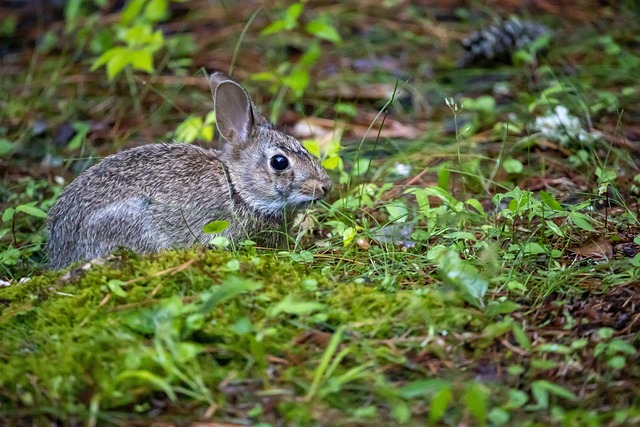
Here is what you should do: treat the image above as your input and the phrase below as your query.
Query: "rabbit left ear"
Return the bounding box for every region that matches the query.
[212,77,256,146]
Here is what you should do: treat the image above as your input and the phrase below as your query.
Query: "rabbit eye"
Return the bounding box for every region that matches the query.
[270,155,289,171]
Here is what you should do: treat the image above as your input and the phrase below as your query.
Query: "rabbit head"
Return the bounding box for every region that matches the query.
[209,72,332,218]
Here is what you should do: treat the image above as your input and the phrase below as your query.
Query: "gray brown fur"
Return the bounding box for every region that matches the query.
[45,72,331,269]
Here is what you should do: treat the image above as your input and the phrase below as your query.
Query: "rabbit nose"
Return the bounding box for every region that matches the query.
[319,179,332,198]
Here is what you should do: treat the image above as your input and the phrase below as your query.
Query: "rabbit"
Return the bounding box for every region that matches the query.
[45,72,332,269]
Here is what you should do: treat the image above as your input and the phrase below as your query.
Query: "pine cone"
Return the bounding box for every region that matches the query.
[459,17,551,67]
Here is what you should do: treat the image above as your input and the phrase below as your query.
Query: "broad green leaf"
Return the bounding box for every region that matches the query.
[523,242,547,255]
[121,0,147,25]
[305,18,342,43]
[569,212,595,231]
[608,339,637,356]
[429,386,452,423]
[391,402,411,423]
[398,379,449,399]
[343,227,356,246]
[466,198,485,215]
[545,219,564,237]
[106,50,131,80]
[511,323,532,350]
[283,68,309,95]
[144,0,169,22]
[16,204,47,218]
[199,276,262,313]
[260,20,287,35]
[322,156,340,170]
[203,220,230,234]
[485,301,520,317]
[2,207,15,222]
[303,140,321,158]
[68,122,90,150]
[0,138,13,156]
[607,356,626,369]
[283,3,303,30]
[532,380,577,403]
[230,317,252,335]
[107,279,127,297]
[540,191,563,210]
[437,167,450,189]
[503,158,523,174]
[268,295,325,317]
[437,249,487,308]
[464,382,489,425]
[129,49,154,73]
[385,202,408,223]
[116,370,177,401]
[91,47,120,70]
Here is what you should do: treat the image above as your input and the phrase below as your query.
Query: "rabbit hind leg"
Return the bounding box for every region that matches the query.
[78,197,172,261]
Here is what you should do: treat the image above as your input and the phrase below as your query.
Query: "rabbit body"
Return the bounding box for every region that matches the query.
[46,73,331,269]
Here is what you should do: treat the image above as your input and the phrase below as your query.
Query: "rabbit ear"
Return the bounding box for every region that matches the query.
[211,75,255,146]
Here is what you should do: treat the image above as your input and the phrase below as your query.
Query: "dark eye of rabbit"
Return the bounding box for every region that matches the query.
[270,155,289,171]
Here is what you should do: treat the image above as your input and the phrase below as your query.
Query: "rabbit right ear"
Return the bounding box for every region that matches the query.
[211,74,255,146]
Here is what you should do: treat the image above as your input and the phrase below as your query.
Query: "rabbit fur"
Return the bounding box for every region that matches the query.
[45,72,332,269]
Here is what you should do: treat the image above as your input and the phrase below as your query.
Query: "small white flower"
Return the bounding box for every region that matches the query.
[394,162,411,177]
[533,105,593,145]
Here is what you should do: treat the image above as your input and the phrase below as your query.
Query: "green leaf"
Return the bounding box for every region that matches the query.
[0,138,13,156]
[464,382,489,425]
[230,317,252,335]
[210,236,230,248]
[511,323,532,350]
[121,0,147,25]
[343,227,356,246]
[569,212,595,231]
[283,68,310,95]
[116,370,177,402]
[545,220,564,237]
[437,249,487,308]
[305,18,342,43]
[523,242,547,255]
[2,208,15,222]
[268,295,325,317]
[437,167,450,189]
[532,380,577,403]
[385,202,408,223]
[144,0,169,22]
[485,301,520,317]
[105,48,131,80]
[540,191,563,210]
[107,279,127,297]
[322,156,340,170]
[502,158,523,174]
[283,3,303,30]
[303,140,321,158]
[465,198,485,215]
[398,379,449,399]
[16,204,47,219]
[260,20,287,35]
[203,220,229,234]
[68,122,90,150]
[607,356,626,369]
[199,276,263,313]
[429,386,452,423]
[129,49,154,73]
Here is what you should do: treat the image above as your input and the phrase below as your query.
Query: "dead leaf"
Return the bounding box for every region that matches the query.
[568,235,613,260]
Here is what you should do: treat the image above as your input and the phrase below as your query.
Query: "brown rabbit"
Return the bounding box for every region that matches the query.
[45,72,332,269]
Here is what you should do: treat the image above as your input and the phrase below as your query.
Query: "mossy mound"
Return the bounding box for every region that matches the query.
[0,249,480,425]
